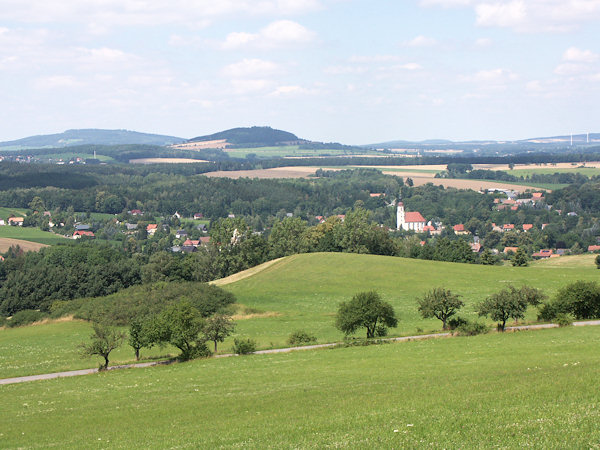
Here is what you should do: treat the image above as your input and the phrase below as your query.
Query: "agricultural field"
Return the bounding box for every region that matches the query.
[223,146,379,158]
[1,326,599,448]
[0,207,28,220]
[36,152,115,163]
[0,226,67,245]
[0,238,48,253]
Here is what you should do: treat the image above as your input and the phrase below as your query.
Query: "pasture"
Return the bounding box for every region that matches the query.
[0,207,28,220]
[1,326,599,448]
[0,226,67,245]
[1,253,597,378]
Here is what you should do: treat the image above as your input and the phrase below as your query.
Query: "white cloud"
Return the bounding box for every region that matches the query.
[461,68,518,83]
[269,85,316,96]
[474,37,492,48]
[230,79,273,94]
[222,20,315,49]
[34,75,84,89]
[396,63,423,70]
[563,46,598,63]
[222,58,282,78]
[349,55,401,63]
[421,0,600,33]
[404,35,437,47]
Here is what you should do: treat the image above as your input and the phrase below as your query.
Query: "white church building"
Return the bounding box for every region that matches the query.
[397,202,426,231]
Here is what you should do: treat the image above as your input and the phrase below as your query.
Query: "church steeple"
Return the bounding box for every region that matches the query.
[396,201,405,230]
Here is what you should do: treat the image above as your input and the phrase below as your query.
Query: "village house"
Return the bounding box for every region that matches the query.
[503,246,519,254]
[193,213,204,220]
[532,249,554,259]
[588,245,600,252]
[8,217,24,226]
[453,224,469,235]
[0,219,5,226]
[396,202,426,232]
[73,230,95,239]
[146,224,158,236]
[522,224,533,232]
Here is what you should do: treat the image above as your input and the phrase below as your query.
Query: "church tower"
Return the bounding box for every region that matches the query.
[396,202,405,230]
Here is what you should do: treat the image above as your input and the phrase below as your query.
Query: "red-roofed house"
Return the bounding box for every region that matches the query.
[503,246,519,254]
[397,202,425,232]
[532,249,553,259]
[541,223,549,230]
[193,213,204,220]
[8,217,24,226]
[423,225,436,233]
[503,224,515,231]
[532,192,544,200]
[453,224,469,235]
[588,245,600,252]
[146,224,158,236]
[369,193,385,197]
[73,230,95,239]
[522,224,533,232]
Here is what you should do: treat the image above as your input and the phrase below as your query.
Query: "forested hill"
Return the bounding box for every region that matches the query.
[188,126,302,146]
[0,129,185,150]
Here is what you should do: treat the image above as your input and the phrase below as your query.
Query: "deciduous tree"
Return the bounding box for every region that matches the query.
[417,287,464,330]
[336,291,398,338]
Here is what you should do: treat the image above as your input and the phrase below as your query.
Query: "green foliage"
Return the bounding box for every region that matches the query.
[268,217,308,258]
[478,285,545,331]
[595,254,600,269]
[336,291,398,338]
[417,287,464,330]
[128,318,155,361]
[479,248,498,265]
[554,280,600,320]
[153,301,211,361]
[203,314,235,353]
[232,337,257,355]
[79,322,125,370]
[0,315,6,327]
[512,247,529,267]
[287,329,317,346]
[555,313,574,327]
[7,309,45,327]
[455,320,489,336]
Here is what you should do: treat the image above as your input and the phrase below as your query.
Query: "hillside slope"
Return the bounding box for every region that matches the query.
[189,126,301,146]
[0,129,185,150]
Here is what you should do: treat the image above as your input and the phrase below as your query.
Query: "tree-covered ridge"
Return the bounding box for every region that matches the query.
[189,126,300,146]
[0,129,185,150]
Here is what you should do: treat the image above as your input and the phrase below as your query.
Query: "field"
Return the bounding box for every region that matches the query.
[0,237,48,253]
[0,207,28,220]
[222,146,380,158]
[1,326,599,447]
[36,152,115,162]
[129,158,209,164]
[0,226,67,245]
[2,253,597,379]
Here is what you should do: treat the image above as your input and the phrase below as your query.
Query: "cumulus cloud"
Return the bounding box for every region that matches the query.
[420,0,600,33]
[222,20,316,49]
[222,58,282,78]
[563,47,598,63]
[269,85,317,96]
[461,68,518,83]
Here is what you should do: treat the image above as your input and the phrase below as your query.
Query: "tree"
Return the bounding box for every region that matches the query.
[156,301,210,360]
[595,254,600,269]
[203,314,235,353]
[480,248,497,265]
[417,288,464,330]
[477,285,544,331]
[128,318,154,361]
[335,291,398,338]
[512,247,528,267]
[79,323,125,370]
[554,281,600,320]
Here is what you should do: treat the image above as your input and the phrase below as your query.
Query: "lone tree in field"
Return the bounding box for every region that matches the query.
[336,291,398,338]
[128,318,155,361]
[80,323,125,370]
[157,301,210,360]
[417,288,464,330]
[477,285,545,331]
[511,248,529,267]
[203,314,235,353]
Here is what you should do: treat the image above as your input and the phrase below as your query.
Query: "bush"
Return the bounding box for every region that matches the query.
[232,338,257,355]
[447,316,469,330]
[555,313,574,327]
[287,330,317,346]
[455,320,489,336]
[8,309,45,327]
[0,316,7,327]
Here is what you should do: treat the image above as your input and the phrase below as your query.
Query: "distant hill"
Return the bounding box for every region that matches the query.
[0,129,185,150]
[189,126,303,147]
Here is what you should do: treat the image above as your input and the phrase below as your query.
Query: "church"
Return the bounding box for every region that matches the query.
[396,202,426,231]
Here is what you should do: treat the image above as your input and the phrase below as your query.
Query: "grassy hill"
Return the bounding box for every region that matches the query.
[189,126,300,146]
[2,326,599,447]
[0,226,67,245]
[222,253,599,347]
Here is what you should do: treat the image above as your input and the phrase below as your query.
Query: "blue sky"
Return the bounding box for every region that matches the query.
[1,0,599,143]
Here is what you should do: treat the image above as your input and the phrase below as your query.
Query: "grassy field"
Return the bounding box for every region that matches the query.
[224,146,379,158]
[1,253,598,378]
[508,167,600,177]
[1,326,599,448]
[36,152,115,162]
[0,226,67,245]
[0,207,28,220]
[0,320,176,379]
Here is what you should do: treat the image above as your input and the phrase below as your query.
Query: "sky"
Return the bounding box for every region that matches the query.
[1,0,599,144]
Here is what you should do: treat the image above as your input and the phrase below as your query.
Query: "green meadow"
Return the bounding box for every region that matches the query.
[1,326,599,448]
[1,253,598,378]
[0,207,28,220]
[0,226,67,245]
[508,166,600,177]
[224,146,378,158]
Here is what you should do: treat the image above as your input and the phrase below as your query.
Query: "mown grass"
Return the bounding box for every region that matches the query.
[0,226,67,245]
[0,320,176,379]
[1,326,599,448]
[0,207,28,220]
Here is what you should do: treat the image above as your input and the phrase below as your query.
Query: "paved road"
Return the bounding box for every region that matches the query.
[2,320,599,386]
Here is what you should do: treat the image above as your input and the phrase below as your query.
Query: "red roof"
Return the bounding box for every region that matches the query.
[588,245,600,252]
[532,249,553,258]
[522,224,533,231]
[405,212,425,223]
[74,230,94,237]
[503,246,519,253]
[532,192,543,198]
[503,224,515,230]
[146,224,157,230]
[423,225,435,232]
[199,237,211,244]
[453,224,465,232]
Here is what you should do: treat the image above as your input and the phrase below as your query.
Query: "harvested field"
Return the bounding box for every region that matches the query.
[129,158,208,164]
[473,161,600,170]
[205,167,323,179]
[169,139,229,150]
[0,238,48,252]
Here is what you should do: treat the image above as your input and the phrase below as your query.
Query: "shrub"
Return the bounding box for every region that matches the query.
[8,309,45,327]
[555,313,574,327]
[447,316,469,330]
[455,320,489,336]
[287,330,317,346]
[0,316,7,327]
[232,338,257,355]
